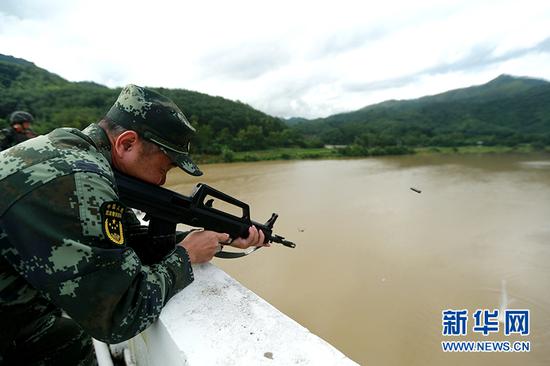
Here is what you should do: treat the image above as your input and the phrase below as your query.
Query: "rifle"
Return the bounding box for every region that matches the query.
[114,171,296,258]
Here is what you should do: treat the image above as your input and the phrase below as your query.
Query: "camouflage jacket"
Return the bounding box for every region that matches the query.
[0,124,194,345]
[0,127,37,151]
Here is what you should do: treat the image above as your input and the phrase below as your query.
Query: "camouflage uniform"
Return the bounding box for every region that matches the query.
[0,111,38,151]
[0,125,37,151]
[0,86,201,364]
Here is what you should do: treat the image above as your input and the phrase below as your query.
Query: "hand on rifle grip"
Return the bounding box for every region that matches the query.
[230,226,268,249]
[179,230,230,264]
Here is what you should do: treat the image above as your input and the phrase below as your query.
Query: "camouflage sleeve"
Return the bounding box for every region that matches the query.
[0,171,194,343]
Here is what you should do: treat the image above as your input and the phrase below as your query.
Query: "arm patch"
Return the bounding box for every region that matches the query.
[101,201,126,245]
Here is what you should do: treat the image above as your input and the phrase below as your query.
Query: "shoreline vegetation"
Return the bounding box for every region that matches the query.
[194,144,550,165]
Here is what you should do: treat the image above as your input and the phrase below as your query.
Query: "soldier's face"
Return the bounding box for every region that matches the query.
[114,133,176,185]
[131,143,176,185]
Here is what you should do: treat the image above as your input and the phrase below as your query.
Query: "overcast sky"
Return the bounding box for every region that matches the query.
[1,0,549,119]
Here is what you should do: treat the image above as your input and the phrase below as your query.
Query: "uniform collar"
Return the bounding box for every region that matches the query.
[81,123,113,165]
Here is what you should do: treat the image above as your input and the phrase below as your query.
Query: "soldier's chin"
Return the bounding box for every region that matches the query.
[157,175,166,186]
[136,173,165,186]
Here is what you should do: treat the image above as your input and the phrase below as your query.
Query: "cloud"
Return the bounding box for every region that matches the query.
[0,0,72,19]
[309,27,388,59]
[1,0,550,119]
[534,37,550,53]
[343,37,550,95]
[199,42,290,80]
[430,37,550,75]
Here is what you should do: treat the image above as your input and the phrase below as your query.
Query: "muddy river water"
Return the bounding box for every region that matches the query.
[166,153,550,365]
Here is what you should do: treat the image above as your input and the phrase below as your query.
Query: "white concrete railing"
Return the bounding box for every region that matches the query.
[127,263,359,365]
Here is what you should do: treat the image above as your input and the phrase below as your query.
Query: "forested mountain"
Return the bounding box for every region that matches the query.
[291,74,550,150]
[0,54,291,154]
[2,53,549,159]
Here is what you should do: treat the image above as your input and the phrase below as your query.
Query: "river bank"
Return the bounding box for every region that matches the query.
[193,144,550,164]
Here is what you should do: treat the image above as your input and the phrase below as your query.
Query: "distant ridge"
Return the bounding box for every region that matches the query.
[0,54,36,67]
[411,74,548,104]
[1,52,548,152]
[329,74,549,115]
[291,74,550,148]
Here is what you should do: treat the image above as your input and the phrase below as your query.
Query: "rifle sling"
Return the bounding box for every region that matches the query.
[215,246,261,259]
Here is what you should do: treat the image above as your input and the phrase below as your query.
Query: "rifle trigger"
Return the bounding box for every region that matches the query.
[205,199,214,208]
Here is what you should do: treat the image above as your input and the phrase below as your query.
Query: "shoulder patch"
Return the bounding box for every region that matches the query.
[101,201,126,245]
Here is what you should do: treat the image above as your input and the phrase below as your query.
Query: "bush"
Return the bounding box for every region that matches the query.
[242,154,259,162]
[221,147,234,162]
[369,146,413,156]
[340,145,368,156]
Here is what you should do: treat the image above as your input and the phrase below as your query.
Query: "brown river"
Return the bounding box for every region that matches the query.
[165,153,550,366]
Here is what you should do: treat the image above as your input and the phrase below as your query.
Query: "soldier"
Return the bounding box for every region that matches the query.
[0,85,266,365]
[0,110,38,151]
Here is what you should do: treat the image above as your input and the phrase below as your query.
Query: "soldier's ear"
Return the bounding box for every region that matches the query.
[114,131,139,154]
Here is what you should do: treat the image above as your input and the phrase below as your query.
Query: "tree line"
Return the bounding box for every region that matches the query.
[0,56,309,155]
[292,75,550,153]
[2,55,549,159]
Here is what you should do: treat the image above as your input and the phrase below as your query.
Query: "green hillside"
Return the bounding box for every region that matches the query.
[291,74,550,153]
[0,54,290,154]
[2,53,549,160]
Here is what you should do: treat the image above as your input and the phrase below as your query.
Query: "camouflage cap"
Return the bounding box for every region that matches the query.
[9,111,34,125]
[106,85,202,176]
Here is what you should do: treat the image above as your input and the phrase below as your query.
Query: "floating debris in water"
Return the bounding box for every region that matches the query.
[410,187,422,194]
